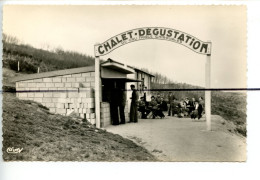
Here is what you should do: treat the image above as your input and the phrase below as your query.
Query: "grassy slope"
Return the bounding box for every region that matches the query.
[2,93,157,161]
[3,42,95,73]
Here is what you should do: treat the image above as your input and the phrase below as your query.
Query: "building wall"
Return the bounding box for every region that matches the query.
[15,68,152,127]
[126,71,152,113]
[100,102,129,127]
[16,72,97,125]
[100,102,111,127]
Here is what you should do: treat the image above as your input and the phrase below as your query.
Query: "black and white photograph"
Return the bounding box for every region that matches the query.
[2,5,247,162]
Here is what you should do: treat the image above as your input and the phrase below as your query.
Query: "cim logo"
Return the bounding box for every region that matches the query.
[6,147,23,154]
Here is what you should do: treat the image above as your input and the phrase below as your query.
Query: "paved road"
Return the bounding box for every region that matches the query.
[106,115,246,162]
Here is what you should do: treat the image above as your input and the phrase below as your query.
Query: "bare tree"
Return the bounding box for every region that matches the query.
[2,33,20,44]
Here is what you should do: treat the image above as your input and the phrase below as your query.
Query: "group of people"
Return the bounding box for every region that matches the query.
[167,92,204,119]
[137,95,168,119]
[112,84,205,126]
[136,92,204,120]
[128,84,168,123]
[109,84,143,125]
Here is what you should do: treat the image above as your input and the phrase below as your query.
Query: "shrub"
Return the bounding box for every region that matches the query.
[235,125,247,137]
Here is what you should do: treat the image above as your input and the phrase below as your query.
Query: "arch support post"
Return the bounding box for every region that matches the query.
[95,55,101,128]
[205,54,211,131]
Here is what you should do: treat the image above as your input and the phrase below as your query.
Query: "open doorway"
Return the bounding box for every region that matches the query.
[102,79,126,125]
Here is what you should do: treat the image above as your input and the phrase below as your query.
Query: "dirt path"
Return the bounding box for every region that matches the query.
[106,115,246,162]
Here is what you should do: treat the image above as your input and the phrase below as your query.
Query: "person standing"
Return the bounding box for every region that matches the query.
[110,86,119,125]
[168,92,175,116]
[198,97,204,119]
[118,86,126,124]
[143,86,147,103]
[129,84,139,123]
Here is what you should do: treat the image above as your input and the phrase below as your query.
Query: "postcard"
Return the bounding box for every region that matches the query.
[2,5,247,162]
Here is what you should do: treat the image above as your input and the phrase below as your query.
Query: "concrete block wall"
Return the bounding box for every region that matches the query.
[15,72,96,124]
[100,102,111,128]
[124,101,129,122]
[100,101,129,128]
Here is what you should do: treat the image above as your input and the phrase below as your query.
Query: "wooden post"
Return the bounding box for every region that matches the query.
[95,55,101,128]
[18,61,20,72]
[37,67,40,73]
[205,54,211,131]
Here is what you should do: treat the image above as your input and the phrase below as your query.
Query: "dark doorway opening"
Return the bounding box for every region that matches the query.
[102,79,126,125]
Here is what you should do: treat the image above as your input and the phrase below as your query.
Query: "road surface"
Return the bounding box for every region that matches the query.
[106,115,246,162]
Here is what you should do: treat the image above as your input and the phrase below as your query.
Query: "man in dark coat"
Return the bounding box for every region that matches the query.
[118,87,126,124]
[198,97,204,119]
[143,86,147,104]
[110,87,119,125]
[129,84,138,123]
[168,92,175,116]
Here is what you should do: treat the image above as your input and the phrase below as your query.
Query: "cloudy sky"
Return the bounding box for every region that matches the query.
[3,5,247,88]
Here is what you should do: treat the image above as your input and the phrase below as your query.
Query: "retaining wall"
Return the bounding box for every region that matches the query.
[16,72,97,125]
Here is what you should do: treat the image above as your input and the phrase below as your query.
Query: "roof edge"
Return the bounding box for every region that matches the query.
[102,58,154,77]
[11,66,95,82]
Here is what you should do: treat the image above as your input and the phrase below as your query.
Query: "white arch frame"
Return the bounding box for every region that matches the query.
[94,27,212,130]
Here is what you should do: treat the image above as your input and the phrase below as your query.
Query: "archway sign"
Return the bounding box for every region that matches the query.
[94,27,212,130]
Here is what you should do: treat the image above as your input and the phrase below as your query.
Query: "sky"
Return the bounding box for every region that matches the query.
[3,5,247,88]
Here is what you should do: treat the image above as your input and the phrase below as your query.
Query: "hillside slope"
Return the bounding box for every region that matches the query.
[3,41,95,73]
[2,93,157,161]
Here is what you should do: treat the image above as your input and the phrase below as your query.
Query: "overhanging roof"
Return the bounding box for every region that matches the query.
[102,77,142,82]
[101,58,154,77]
[101,61,135,74]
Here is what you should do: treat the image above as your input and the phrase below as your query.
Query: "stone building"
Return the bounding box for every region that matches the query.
[12,58,154,127]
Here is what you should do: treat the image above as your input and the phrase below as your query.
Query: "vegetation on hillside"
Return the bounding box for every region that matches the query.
[2,33,95,73]
[2,93,157,161]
